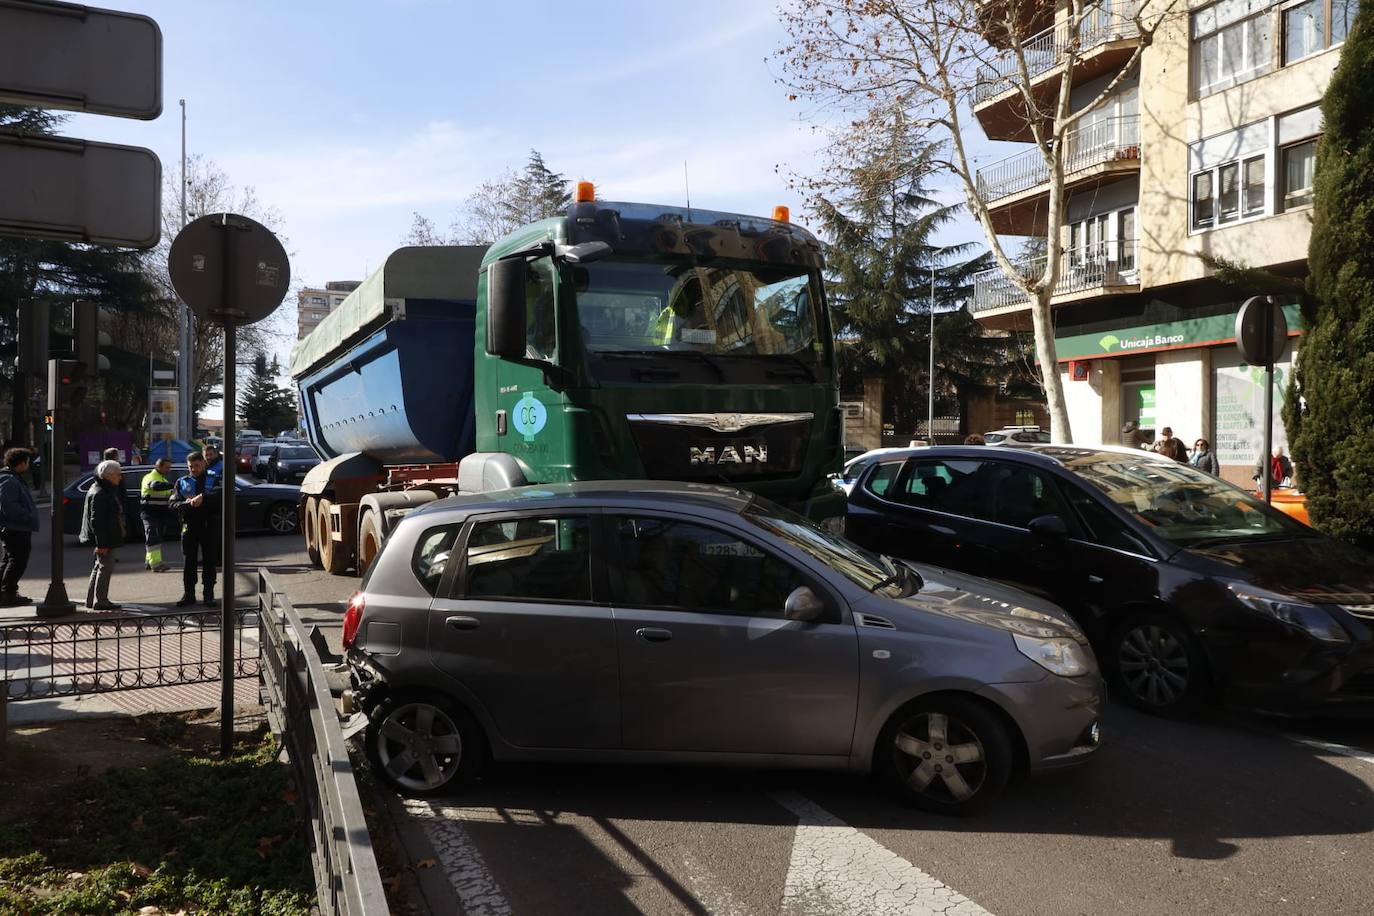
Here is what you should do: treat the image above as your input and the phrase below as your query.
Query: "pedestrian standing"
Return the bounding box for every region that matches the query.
[140,457,175,572]
[1155,426,1188,462]
[204,444,224,480]
[1190,438,1220,475]
[0,447,40,607]
[170,450,220,608]
[79,459,125,611]
[1121,421,1149,450]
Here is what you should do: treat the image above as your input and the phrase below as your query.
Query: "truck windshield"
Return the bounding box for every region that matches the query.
[575,259,823,362]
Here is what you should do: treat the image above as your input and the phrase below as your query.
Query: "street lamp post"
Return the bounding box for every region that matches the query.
[928,264,936,441]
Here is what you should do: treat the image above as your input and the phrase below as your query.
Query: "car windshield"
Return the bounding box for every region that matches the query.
[1074,458,1307,546]
[278,447,315,459]
[741,497,908,596]
[576,259,823,362]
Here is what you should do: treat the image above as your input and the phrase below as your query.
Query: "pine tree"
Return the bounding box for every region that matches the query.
[238,352,297,434]
[1289,7,1374,547]
[812,134,1024,434]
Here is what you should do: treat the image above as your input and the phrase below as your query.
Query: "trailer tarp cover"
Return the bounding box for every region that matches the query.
[289,245,484,379]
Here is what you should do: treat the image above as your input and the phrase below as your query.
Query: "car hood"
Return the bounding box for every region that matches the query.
[880,562,1088,643]
[1182,535,1374,606]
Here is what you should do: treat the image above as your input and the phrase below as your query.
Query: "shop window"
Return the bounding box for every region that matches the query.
[1282,139,1317,209]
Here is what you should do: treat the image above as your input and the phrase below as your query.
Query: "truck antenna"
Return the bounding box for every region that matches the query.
[683,160,692,220]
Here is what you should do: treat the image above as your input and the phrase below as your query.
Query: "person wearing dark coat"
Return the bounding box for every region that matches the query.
[79,459,126,610]
[169,451,221,607]
[0,447,40,606]
[1190,438,1221,475]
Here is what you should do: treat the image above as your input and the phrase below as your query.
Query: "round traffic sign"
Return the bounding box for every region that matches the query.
[1235,296,1289,367]
[168,212,290,325]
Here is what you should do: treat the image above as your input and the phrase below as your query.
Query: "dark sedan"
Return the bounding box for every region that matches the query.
[63,466,301,537]
[265,444,320,483]
[843,445,1374,717]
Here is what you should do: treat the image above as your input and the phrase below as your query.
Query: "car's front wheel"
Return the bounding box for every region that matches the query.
[1109,612,1206,715]
[876,696,1013,815]
[365,695,483,796]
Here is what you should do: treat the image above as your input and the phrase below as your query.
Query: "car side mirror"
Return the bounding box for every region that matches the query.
[1028,514,1069,539]
[486,258,528,359]
[784,586,824,622]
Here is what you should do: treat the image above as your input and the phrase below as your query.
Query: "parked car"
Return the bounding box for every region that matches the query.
[343,481,1102,813]
[236,444,259,475]
[63,466,302,537]
[843,444,1374,717]
[833,447,911,496]
[251,443,280,479]
[266,444,321,483]
[984,426,1051,445]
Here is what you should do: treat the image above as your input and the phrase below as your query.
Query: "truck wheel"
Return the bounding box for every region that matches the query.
[358,510,383,578]
[318,498,351,575]
[303,497,321,566]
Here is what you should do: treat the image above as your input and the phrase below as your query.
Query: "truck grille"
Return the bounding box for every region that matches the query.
[627,412,812,482]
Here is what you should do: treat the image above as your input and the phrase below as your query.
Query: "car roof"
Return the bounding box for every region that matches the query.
[856,443,1178,471]
[411,479,756,520]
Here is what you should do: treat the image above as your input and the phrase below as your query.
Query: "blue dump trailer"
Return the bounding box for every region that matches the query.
[290,245,486,573]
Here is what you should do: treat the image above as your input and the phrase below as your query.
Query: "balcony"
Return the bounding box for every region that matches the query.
[975,115,1140,234]
[970,241,1139,328]
[973,1,1142,141]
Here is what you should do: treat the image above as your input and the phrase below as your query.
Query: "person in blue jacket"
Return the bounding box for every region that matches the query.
[0,448,40,607]
[169,451,221,607]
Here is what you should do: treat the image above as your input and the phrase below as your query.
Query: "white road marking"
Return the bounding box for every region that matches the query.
[401,798,513,916]
[1283,734,1374,769]
[772,791,993,916]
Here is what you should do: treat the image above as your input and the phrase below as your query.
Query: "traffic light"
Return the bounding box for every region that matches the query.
[47,359,86,410]
[43,412,53,432]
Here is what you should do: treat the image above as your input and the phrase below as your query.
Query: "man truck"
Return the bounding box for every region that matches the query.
[291,184,843,575]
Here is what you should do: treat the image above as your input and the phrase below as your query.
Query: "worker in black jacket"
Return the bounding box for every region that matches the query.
[168,450,221,607]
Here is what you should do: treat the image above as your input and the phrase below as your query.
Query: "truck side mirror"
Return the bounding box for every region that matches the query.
[486,258,527,359]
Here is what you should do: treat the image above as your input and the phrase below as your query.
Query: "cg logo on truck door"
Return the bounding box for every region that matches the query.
[513,391,547,443]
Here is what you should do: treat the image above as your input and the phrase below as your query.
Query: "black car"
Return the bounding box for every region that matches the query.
[63,466,301,538]
[843,445,1374,717]
[265,444,320,483]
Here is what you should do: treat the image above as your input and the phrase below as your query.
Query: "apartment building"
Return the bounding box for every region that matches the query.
[970,0,1356,482]
[296,280,361,340]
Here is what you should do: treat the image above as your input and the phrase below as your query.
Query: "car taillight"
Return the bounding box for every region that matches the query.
[342,592,365,649]
[62,496,71,506]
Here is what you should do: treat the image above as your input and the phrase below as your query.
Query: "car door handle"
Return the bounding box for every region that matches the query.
[445,615,481,631]
[930,524,957,537]
[1087,575,1104,584]
[635,627,673,643]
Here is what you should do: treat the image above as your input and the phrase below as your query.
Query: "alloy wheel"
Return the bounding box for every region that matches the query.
[268,504,298,534]
[891,711,987,805]
[1117,623,1190,707]
[374,702,464,792]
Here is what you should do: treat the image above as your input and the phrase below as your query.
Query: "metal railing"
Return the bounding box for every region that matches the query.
[974,1,1142,104]
[976,115,1140,201]
[1,608,259,703]
[259,569,390,916]
[971,241,1138,313]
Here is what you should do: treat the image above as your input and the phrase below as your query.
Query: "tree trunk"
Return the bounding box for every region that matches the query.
[1029,293,1073,443]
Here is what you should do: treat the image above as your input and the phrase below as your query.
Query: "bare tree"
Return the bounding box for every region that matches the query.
[402,211,445,246]
[778,0,1181,442]
[406,151,573,247]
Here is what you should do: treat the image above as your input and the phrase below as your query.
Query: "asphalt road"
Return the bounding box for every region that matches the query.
[87,526,1372,916]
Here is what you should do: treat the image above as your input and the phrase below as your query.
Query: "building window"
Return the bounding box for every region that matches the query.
[1282,139,1317,209]
[1284,0,1359,63]
[1118,208,1136,271]
[1192,0,1275,96]
[1192,172,1215,229]
[1243,155,1266,217]
[1218,161,1240,223]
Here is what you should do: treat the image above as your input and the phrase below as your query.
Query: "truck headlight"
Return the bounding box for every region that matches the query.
[1014,633,1095,677]
[1230,586,1349,643]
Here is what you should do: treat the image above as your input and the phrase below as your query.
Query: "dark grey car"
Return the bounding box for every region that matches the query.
[343,482,1103,814]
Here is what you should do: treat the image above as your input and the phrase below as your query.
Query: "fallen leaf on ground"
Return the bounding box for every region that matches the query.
[66,871,85,880]
[132,863,152,877]
[415,858,437,870]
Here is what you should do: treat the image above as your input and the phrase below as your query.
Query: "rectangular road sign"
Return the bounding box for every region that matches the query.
[0,131,161,248]
[0,0,161,119]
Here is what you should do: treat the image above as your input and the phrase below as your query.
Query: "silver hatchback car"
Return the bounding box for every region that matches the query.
[343,481,1103,814]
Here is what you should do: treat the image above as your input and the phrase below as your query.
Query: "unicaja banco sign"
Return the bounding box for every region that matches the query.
[1098,332,1187,354]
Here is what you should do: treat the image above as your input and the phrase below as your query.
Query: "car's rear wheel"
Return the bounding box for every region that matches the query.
[267,502,298,535]
[877,696,1013,815]
[365,695,483,796]
[1109,611,1206,715]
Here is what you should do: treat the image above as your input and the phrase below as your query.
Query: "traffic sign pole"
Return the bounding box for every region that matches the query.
[36,359,76,619]
[217,221,240,759]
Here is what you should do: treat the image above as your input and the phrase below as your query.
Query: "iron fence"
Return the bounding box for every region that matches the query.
[258,569,390,916]
[0,608,259,703]
[973,1,1142,104]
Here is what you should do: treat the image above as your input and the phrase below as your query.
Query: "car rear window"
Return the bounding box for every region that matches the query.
[412,524,461,595]
[461,516,592,603]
